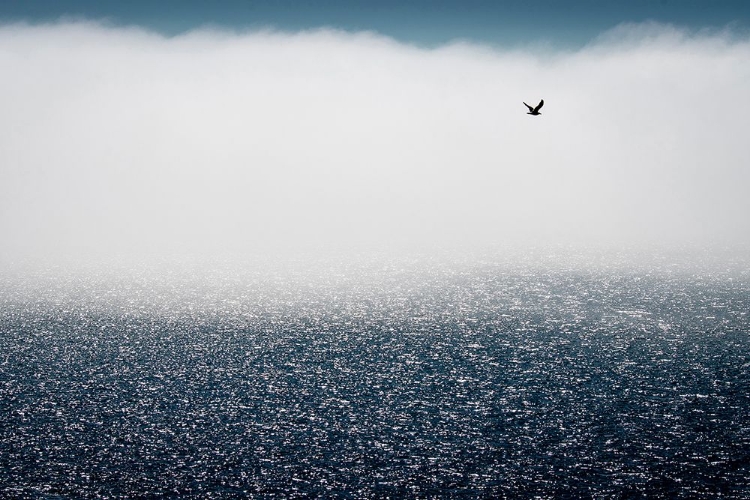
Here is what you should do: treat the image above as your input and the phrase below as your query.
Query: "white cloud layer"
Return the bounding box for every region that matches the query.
[1,21,749,264]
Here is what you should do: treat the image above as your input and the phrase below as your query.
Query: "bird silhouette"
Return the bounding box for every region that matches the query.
[524,99,544,115]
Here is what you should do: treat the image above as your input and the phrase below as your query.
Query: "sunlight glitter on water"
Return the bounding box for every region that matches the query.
[1,252,749,497]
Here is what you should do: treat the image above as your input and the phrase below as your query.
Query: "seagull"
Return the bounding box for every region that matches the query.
[524,99,544,116]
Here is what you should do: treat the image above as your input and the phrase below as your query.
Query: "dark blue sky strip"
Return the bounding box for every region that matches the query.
[1,0,749,46]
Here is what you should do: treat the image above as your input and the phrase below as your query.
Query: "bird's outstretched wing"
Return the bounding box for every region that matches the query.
[523,102,534,112]
[534,99,544,113]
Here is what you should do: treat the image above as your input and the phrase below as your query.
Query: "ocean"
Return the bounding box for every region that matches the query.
[1,251,748,498]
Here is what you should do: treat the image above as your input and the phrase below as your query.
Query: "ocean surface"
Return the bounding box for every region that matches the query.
[1,251,749,498]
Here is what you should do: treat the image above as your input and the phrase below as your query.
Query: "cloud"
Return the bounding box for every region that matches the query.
[1,21,749,264]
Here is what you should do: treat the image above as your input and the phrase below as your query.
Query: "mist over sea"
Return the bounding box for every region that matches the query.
[1,248,748,498]
[3,17,750,498]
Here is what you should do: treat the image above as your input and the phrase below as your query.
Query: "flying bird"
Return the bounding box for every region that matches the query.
[524,99,544,115]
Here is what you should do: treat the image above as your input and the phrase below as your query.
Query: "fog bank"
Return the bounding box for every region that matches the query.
[1,21,749,266]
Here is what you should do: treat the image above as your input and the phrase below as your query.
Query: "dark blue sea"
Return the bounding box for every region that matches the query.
[1,251,749,498]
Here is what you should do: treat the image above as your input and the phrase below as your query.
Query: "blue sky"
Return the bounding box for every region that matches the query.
[2,0,749,46]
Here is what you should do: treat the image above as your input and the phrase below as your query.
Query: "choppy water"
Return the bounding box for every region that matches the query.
[1,253,749,498]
